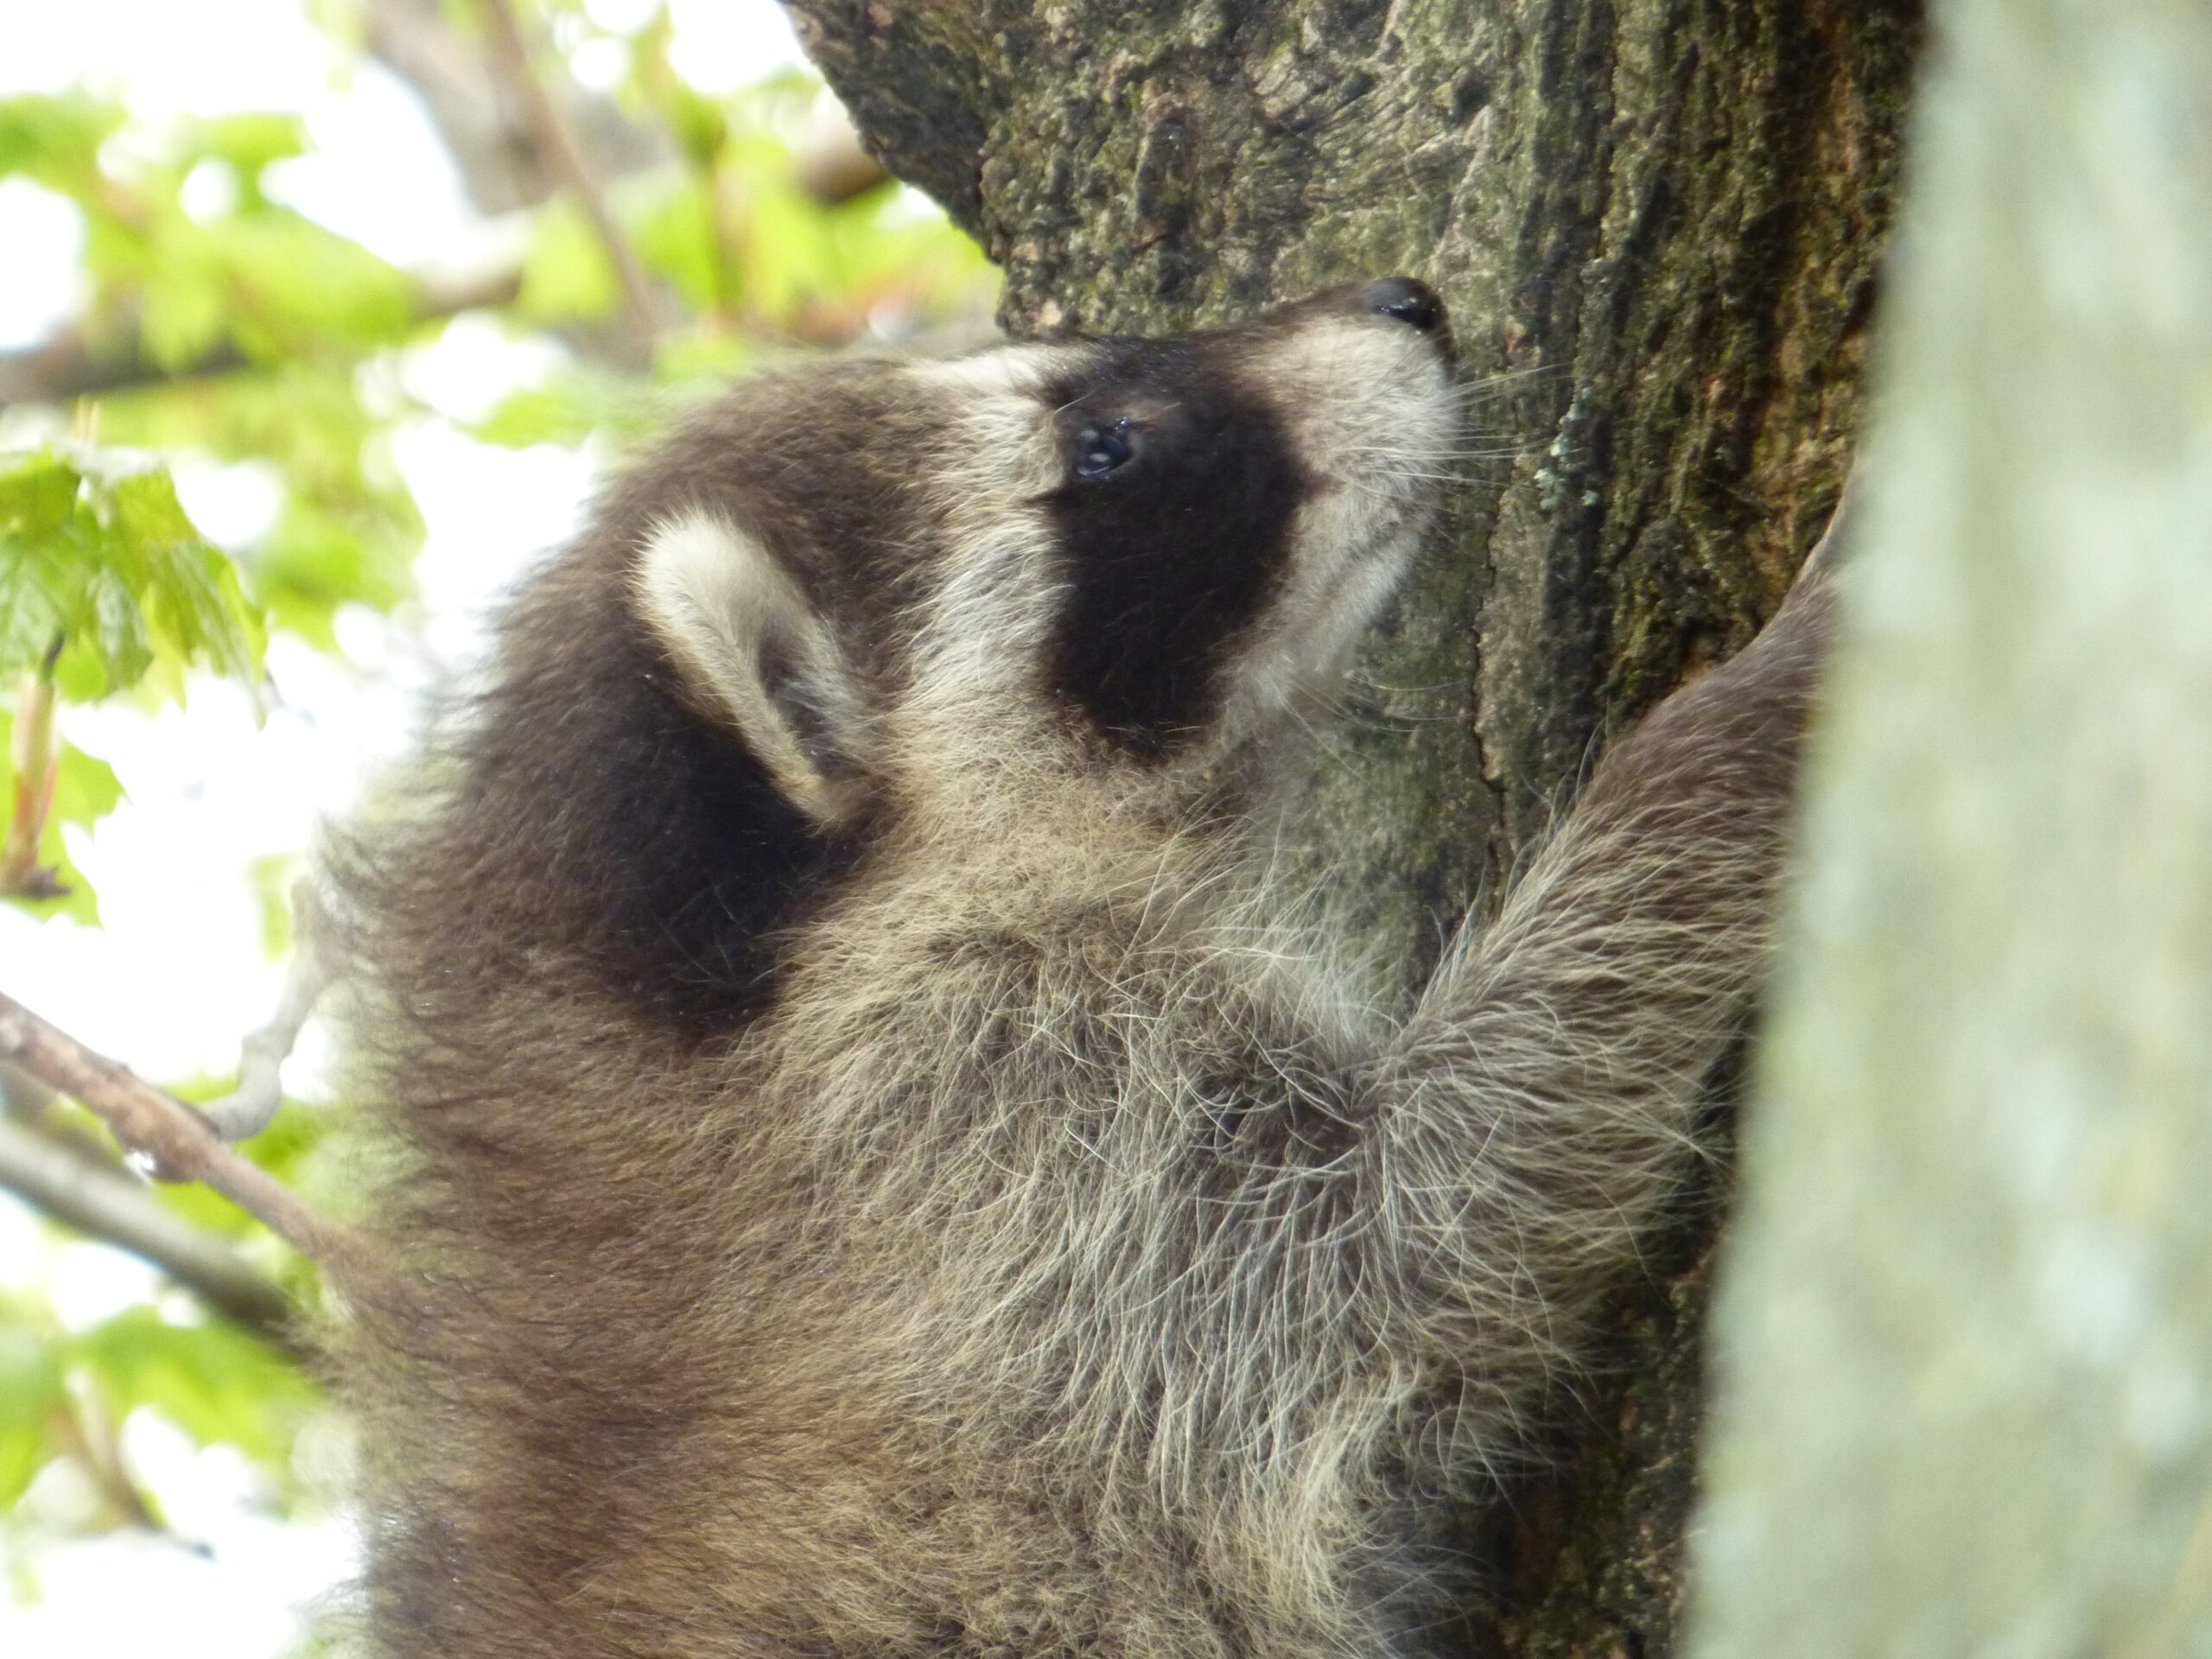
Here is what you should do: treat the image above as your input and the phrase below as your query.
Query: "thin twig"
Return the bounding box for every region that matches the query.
[361,0,668,215]
[0,988,393,1310]
[51,1371,168,1538]
[477,0,664,360]
[0,232,529,405]
[201,878,333,1141]
[0,1116,305,1356]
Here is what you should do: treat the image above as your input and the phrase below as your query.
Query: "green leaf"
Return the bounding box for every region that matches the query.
[0,1320,67,1506]
[79,562,155,695]
[518,193,620,323]
[631,172,721,314]
[0,449,80,540]
[45,740,122,923]
[46,735,118,830]
[470,366,673,449]
[0,445,266,699]
[0,91,123,192]
[111,467,264,685]
[95,366,421,645]
[0,1419,48,1511]
[137,230,231,370]
[179,112,306,203]
[73,1307,315,1467]
[221,213,413,351]
[249,502,412,647]
[251,853,300,958]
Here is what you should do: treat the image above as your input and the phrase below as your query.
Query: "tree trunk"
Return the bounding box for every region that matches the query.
[1688,1,2212,1652]
[780,3,1919,1651]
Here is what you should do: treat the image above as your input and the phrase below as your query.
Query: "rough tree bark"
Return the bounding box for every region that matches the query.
[780,2,1918,1652]
[1691,2,2212,1651]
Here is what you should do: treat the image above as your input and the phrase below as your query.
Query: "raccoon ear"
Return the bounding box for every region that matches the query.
[633,512,871,826]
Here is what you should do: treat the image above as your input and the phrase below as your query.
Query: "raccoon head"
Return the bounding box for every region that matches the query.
[630,277,1459,827]
[454,281,1456,1037]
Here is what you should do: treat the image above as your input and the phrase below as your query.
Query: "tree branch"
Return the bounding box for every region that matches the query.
[359,0,665,218]
[0,328,240,407]
[791,99,891,207]
[0,988,391,1310]
[783,1,998,234]
[0,244,526,406]
[200,880,332,1141]
[476,0,664,362]
[50,1366,168,1536]
[0,1117,304,1356]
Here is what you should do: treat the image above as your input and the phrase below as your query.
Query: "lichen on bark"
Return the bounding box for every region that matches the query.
[782,2,1922,1650]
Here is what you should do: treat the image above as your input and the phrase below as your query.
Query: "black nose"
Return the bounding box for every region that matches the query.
[1361,277,1446,334]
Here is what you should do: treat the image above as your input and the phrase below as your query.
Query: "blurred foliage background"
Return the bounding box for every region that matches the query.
[0,0,994,1647]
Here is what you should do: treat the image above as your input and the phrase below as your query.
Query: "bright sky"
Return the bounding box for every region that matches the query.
[0,3,807,1653]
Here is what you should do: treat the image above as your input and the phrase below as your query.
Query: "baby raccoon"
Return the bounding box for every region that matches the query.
[339,279,1834,1659]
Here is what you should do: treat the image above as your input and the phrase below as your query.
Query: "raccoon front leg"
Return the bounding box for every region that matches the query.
[1363,503,1843,1432]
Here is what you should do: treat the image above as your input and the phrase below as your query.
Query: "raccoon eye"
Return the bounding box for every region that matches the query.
[1071,419,1135,480]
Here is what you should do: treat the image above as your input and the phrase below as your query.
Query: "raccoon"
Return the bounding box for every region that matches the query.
[337,278,1834,1659]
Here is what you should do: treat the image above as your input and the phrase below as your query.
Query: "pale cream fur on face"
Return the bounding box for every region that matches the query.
[897,345,1081,759]
[1209,315,1460,756]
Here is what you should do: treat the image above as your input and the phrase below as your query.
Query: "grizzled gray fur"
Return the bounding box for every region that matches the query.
[334,281,1835,1659]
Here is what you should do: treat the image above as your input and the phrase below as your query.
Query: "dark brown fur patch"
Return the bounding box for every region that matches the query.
[1041,340,1310,756]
